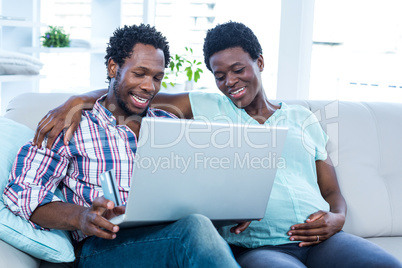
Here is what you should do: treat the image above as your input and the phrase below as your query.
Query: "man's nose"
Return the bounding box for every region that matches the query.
[140,76,156,93]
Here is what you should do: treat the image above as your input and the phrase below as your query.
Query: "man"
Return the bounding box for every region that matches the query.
[3,24,239,268]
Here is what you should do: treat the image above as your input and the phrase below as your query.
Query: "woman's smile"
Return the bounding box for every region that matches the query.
[229,87,247,99]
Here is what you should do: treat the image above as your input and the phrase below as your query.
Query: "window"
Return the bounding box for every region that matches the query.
[309,0,402,102]
[39,0,281,97]
[40,0,91,93]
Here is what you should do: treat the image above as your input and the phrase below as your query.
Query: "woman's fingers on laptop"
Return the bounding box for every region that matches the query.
[230,221,251,234]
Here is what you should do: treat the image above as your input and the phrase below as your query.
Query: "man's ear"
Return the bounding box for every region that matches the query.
[257,54,264,72]
[108,57,118,78]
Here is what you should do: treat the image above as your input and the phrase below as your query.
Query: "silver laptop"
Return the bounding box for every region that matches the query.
[108,117,288,228]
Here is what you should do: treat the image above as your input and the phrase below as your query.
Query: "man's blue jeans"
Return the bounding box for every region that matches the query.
[75,214,240,268]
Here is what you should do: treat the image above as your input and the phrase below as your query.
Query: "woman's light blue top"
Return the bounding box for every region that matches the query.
[189,92,330,248]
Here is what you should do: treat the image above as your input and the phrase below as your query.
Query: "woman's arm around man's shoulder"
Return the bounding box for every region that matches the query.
[33,89,193,149]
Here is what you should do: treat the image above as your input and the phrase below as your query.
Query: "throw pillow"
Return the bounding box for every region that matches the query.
[0,116,74,263]
[0,50,43,75]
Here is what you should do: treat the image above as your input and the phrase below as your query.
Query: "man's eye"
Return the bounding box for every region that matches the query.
[234,67,244,73]
[215,76,224,81]
[134,72,145,77]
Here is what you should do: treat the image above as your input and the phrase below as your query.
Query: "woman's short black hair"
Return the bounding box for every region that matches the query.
[104,24,170,81]
[203,21,262,72]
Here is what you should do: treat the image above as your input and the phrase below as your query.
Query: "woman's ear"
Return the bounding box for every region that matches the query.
[107,57,118,79]
[257,54,264,72]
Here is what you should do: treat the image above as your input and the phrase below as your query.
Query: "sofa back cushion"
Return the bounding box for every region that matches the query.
[4,92,73,130]
[283,100,402,238]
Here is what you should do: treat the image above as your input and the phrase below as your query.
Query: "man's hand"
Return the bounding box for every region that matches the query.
[287,210,345,247]
[78,196,125,239]
[30,196,125,239]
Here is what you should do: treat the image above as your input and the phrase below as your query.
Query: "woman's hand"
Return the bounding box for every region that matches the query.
[33,96,85,149]
[33,89,107,149]
[287,210,345,247]
[286,158,347,247]
[230,221,252,234]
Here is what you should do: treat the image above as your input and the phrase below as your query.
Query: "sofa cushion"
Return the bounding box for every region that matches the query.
[0,116,75,263]
[0,240,40,268]
[367,237,402,263]
[4,92,73,130]
[283,100,402,239]
[329,102,402,238]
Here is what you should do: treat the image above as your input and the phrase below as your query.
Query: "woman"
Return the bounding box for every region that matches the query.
[33,22,401,268]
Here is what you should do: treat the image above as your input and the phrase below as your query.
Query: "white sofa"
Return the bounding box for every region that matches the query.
[1,92,402,267]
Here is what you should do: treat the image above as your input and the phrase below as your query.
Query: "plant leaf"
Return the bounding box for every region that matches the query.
[186,69,193,81]
[194,71,200,82]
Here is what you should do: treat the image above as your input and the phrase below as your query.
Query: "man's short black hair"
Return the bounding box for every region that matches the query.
[105,24,170,81]
[203,21,262,72]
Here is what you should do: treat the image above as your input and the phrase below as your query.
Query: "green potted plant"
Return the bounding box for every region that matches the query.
[41,26,70,48]
[162,47,203,91]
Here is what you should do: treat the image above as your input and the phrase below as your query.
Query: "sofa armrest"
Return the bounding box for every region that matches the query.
[0,239,40,268]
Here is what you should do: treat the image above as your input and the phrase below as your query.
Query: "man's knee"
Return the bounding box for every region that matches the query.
[175,214,225,245]
[174,214,239,267]
[176,214,217,239]
[180,214,213,228]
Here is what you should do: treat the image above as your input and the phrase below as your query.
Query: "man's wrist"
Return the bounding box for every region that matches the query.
[72,205,88,231]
